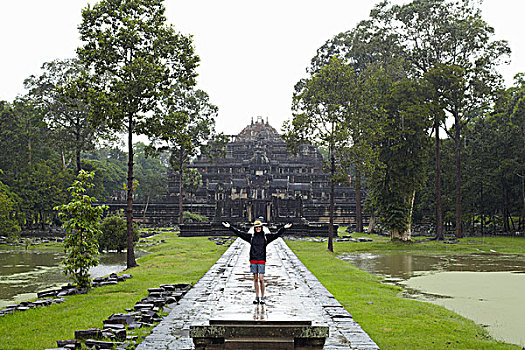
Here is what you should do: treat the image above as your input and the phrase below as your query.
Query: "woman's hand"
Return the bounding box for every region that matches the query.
[222,222,230,228]
[284,223,292,229]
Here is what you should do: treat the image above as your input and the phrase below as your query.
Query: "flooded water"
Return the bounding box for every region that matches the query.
[0,247,129,308]
[339,252,525,347]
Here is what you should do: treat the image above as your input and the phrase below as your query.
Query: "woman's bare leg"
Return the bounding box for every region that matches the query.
[259,274,265,298]
[253,273,260,297]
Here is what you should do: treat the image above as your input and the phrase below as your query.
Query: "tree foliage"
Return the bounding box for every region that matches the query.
[284,56,362,251]
[97,211,139,253]
[298,0,515,239]
[367,77,433,240]
[54,170,106,288]
[375,0,510,238]
[182,211,207,223]
[145,87,225,224]
[182,168,202,201]
[0,100,74,229]
[0,178,21,238]
[77,0,199,267]
[23,58,100,173]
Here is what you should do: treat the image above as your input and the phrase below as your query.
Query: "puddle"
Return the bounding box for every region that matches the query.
[339,252,525,346]
[0,248,133,308]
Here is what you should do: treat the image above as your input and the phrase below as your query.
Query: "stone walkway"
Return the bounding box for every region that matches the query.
[137,238,379,349]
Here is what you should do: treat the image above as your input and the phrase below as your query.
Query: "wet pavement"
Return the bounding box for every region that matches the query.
[137,238,379,349]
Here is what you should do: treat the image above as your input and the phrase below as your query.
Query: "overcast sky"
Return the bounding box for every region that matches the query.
[1,0,524,136]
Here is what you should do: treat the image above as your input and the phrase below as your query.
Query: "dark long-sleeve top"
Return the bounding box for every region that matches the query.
[228,225,287,263]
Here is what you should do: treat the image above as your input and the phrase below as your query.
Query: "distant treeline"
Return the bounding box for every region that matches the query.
[0,100,167,233]
[283,0,524,241]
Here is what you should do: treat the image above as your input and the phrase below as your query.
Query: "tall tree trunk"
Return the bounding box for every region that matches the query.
[28,138,32,167]
[405,189,416,241]
[126,119,137,268]
[76,129,82,173]
[61,150,67,170]
[391,228,402,240]
[522,127,525,233]
[143,195,150,222]
[355,170,363,233]
[40,210,45,230]
[367,213,376,234]
[503,186,510,233]
[328,153,335,252]
[435,121,444,240]
[178,170,183,225]
[480,181,484,235]
[455,122,463,238]
[76,149,81,174]
[521,172,525,233]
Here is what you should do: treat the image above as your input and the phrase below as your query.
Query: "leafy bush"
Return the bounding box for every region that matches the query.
[182,211,208,223]
[54,170,106,288]
[97,211,139,253]
[0,182,20,239]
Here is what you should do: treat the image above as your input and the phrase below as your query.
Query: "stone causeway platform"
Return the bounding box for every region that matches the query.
[137,238,379,349]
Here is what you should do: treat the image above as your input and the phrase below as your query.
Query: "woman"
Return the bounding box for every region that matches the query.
[222,220,292,304]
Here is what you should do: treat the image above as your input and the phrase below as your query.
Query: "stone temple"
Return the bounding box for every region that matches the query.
[169,116,363,234]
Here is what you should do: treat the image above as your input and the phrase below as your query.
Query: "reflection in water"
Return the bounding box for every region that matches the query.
[338,252,525,346]
[0,247,130,308]
[339,253,525,279]
[253,304,267,320]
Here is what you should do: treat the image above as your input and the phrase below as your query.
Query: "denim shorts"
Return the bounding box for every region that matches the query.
[250,263,265,274]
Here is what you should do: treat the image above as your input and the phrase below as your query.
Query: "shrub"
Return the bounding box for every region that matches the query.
[182,211,208,223]
[98,211,139,253]
[0,180,20,239]
[54,170,105,288]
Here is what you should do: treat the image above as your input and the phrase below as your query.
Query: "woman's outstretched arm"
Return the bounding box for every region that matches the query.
[266,223,292,244]
[222,222,251,243]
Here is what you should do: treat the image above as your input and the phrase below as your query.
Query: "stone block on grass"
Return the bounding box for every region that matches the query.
[134,303,154,311]
[75,328,102,340]
[37,290,58,298]
[103,323,126,331]
[105,313,136,325]
[84,339,120,349]
[159,284,175,292]
[56,339,79,349]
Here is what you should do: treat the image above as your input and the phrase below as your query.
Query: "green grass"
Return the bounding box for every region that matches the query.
[0,232,228,350]
[2,231,524,349]
[335,226,525,255]
[286,237,523,350]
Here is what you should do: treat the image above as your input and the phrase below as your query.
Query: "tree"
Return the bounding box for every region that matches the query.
[0,179,20,238]
[133,142,168,219]
[372,0,510,238]
[305,21,404,234]
[77,0,199,267]
[98,211,139,253]
[24,58,99,173]
[83,146,128,200]
[460,113,495,234]
[0,100,73,230]
[54,170,106,288]
[182,168,202,203]
[11,98,46,169]
[146,88,225,224]
[133,142,167,203]
[284,56,357,252]
[303,40,432,240]
[508,74,525,231]
[367,77,433,240]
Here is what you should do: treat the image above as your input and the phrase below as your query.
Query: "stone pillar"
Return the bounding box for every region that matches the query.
[247,202,252,223]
